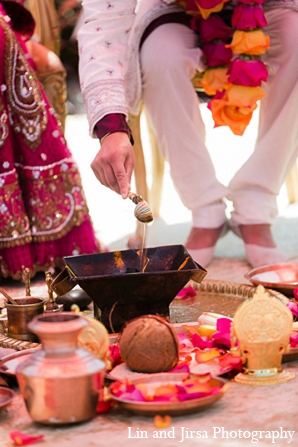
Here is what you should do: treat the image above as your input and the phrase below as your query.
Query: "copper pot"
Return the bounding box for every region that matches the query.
[16,312,106,425]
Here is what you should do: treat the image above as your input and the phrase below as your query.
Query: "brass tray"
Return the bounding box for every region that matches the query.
[109,373,228,416]
[244,262,298,297]
[169,279,289,323]
[169,280,297,363]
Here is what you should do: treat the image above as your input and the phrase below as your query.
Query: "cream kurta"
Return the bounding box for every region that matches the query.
[78,0,298,255]
[78,0,298,137]
[78,0,183,136]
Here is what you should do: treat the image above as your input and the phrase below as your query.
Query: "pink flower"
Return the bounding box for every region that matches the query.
[232,4,267,30]
[237,0,266,4]
[218,353,244,376]
[227,57,268,87]
[212,318,232,349]
[197,0,227,8]
[176,285,196,299]
[287,301,298,318]
[170,363,190,374]
[203,41,233,67]
[191,14,232,42]
[191,332,213,349]
[290,331,298,348]
[108,343,122,367]
[180,0,200,14]
[9,431,44,446]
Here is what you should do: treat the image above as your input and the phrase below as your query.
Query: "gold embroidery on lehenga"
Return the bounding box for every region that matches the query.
[25,164,89,243]
[0,16,93,256]
[0,108,9,148]
[0,81,9,147]
[0,169,32,248]
[1,15,47,150]
[0,160,90,249]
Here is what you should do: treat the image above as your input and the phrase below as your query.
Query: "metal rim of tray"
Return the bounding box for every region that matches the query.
[0,279,289,351]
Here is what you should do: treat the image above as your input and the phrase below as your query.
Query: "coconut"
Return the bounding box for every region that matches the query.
[119,315,179,373]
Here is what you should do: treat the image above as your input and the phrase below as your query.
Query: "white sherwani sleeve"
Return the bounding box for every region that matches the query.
[78,0,137,137]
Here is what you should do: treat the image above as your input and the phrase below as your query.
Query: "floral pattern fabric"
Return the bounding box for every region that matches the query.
[0,9,100,279]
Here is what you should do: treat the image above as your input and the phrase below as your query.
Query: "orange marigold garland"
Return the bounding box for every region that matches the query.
[176,0,270,135]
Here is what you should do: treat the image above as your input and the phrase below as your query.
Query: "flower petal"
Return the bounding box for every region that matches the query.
[216,318,232,333]
[226,29,270,56]
[154,415,172,428]
[287,301,298,317]
[232,4,267,30]
[227,58,268,87]
[9,431,44,446]
[195,348,221,363]
[176,285,196,298]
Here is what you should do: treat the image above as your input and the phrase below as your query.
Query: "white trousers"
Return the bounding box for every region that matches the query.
[140,9,298,228]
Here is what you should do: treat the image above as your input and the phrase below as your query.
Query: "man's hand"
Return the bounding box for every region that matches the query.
[91,132,135,199]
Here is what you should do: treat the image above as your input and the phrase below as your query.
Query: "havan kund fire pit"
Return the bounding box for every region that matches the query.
[51,245,207,333]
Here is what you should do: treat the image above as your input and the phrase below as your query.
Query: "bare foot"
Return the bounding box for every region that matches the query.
[238,224,276,247]
[185,224,226,249]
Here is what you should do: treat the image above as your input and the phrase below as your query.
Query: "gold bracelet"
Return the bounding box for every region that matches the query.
[100,131,132,145]
[100,133,112,145]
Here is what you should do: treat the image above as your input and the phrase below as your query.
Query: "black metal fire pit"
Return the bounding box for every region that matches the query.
[51,245,207,333]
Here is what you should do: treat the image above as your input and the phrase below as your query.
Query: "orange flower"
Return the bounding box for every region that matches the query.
[199,67,230,95]
[209,97,256,135]
[154,415,172,428]
[198,0,229,19]
[195,348,221,363]
[227,84,266,108]
[226,29,270,55]
[208,85,266,135]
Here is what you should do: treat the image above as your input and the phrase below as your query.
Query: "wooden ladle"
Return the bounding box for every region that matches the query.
[0,288,19,306]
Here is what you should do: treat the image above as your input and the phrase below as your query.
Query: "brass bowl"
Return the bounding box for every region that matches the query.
[245,262,298,297]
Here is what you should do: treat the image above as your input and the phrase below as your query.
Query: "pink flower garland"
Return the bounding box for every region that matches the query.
[177,0,270,135]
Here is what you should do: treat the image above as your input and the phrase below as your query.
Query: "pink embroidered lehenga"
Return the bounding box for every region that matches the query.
[0,4,102,280]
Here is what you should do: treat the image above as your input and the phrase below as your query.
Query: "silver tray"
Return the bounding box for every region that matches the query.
[245,262,298,297]
[109,373,228,416]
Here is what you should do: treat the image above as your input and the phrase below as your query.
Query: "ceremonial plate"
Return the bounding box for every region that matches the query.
[0,348,38,376]
[1,354,31,376]
[245,262,298,297]
[109,373,228,416]
[1,280,297,370]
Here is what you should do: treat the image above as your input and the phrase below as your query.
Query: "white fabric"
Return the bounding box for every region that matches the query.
[228,9,298,226]
[78,1,298,227]
[140,23,227,228]
[78,0,183,135]
[77,0,136,134]
[140,9,298,227]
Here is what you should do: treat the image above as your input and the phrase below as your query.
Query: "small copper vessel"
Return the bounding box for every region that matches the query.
[16,312,106,424]
[6,297,45,342]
